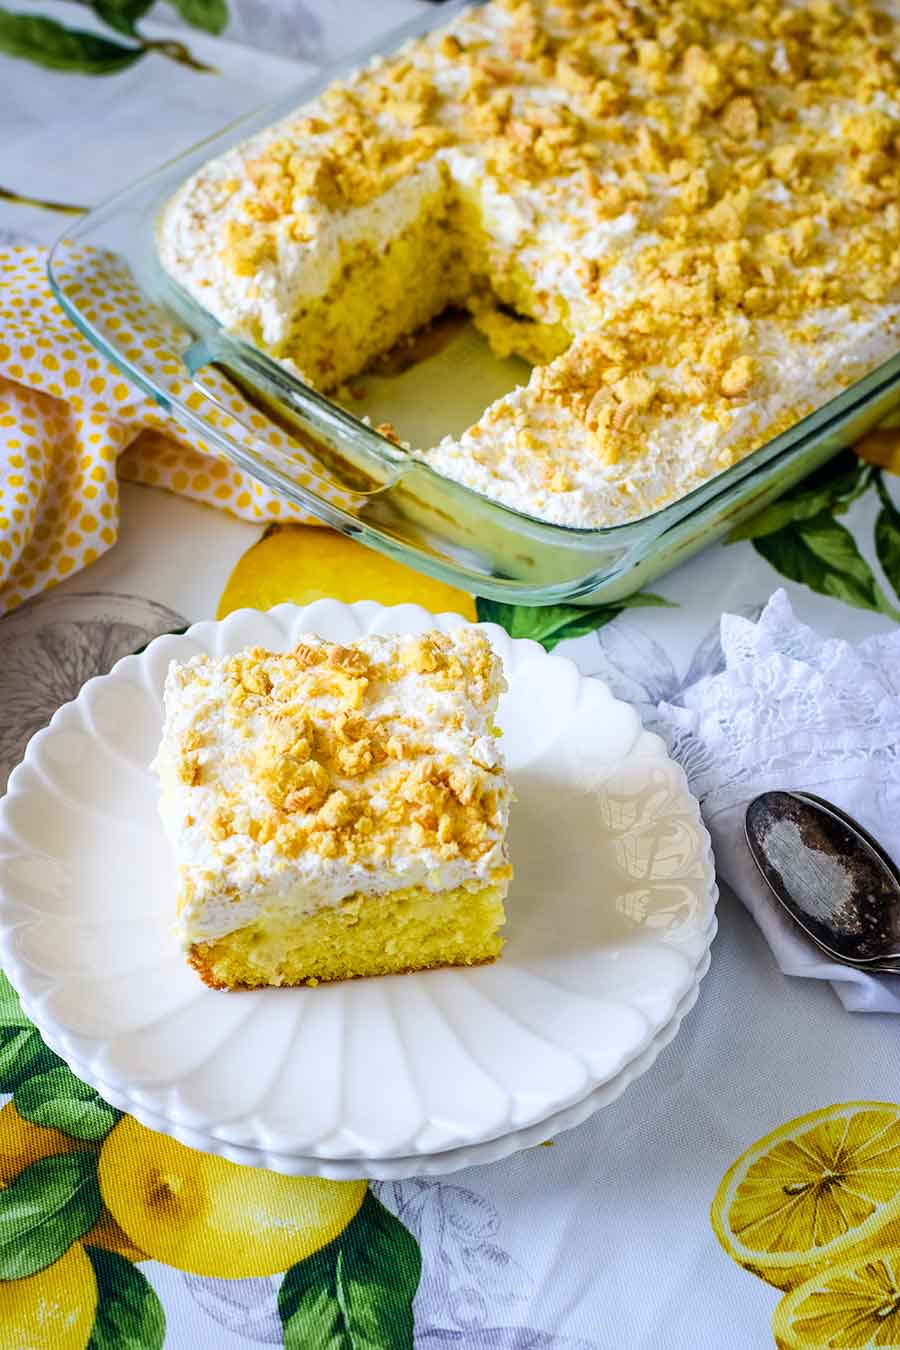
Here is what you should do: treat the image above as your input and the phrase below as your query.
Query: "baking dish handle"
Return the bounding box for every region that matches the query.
[182,337,408,499]
[178,336,642,600]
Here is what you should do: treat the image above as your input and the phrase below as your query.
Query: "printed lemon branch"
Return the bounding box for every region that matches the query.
[14,1065,119,1142]
[0,185,87,215]
[0,973,117,1139]
[137,34,216,71]
[74,0,221,71]
[0,1,223,79]
[0,973,154,1341]
[0,971,418,1347]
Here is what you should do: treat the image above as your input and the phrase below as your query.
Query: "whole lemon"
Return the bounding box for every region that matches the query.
[0,1242,97,1350]
[99,1117,366,1278]
[217,524,477,620]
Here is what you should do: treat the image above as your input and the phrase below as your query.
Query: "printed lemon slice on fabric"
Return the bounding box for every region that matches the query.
[772,1247,900,1349]
[99,1116,366,1278]
[217,524,477,619]
[711,1101,900,1292]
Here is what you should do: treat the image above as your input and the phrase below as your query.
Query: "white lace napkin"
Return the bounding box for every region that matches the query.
[654,589,900,1013]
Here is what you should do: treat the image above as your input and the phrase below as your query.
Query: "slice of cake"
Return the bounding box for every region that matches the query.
[153,628,512,989]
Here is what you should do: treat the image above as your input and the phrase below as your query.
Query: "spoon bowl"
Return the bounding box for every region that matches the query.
[744,790,900,970]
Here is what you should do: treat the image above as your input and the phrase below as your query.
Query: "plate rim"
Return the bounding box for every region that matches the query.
[13,937,713,1179]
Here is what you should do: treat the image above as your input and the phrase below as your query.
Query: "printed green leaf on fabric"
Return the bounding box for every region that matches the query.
[0,9,142,73]
[0,970,31,1028]
[476,592,674,652]
[0,1023,64,1092]
[280,1190,421,1350]
[733,449,900,619]
[728,452,869,542]
[0,1152,101,1279]
[753,514,900,618]
[800,515,884,606]
[85,1245,166,1350]
[170,0,228,34]
[0,971,65,1090]
[280,1266,344,1350]
[92,0,154,37]
[874,473,900,603]
[334,1192,421,1350]
[0,1025,48,1090]
[14,1066,118,1143]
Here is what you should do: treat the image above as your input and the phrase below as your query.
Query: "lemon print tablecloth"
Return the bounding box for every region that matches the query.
[3,2,900,1349]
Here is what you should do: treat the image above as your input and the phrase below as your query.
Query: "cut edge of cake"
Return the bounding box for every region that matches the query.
[187,880,508,990]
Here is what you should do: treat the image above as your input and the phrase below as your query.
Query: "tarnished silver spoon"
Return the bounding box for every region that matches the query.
[745,790,900,973]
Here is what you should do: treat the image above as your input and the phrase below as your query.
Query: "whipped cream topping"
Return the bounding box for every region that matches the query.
[153,629,511,946]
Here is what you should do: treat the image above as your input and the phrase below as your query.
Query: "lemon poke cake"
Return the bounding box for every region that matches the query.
[159,0,900,528]
[153,629,512,989]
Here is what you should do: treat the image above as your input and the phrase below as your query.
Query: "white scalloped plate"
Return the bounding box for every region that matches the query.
[0,601,717,1168]
[29,965,707,1180]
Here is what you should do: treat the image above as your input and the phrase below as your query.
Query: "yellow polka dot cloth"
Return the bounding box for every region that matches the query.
[0,243,354,615]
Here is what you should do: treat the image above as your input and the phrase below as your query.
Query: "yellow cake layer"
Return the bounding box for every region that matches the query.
[278,187,471,389]
[189,881,507,990]
[277,182,562,388]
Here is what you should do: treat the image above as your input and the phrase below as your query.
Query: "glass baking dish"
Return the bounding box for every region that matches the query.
[47,2,900,606]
